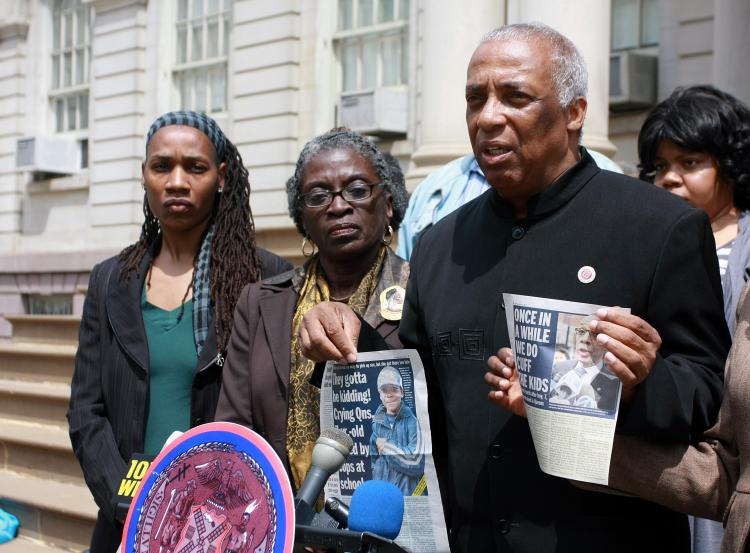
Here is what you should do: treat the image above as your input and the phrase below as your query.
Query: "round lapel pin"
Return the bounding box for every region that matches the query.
[577,265,596,284]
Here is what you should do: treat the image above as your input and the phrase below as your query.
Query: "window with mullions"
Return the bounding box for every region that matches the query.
[611,0,659,51]
[335,0,409,93]
[50,0,91,133]
[174,0,231,114]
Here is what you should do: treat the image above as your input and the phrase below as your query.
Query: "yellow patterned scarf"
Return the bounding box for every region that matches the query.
[287,246,386,493]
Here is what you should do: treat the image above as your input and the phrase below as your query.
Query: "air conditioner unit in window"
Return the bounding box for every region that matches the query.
[15,136,80,175]
[339,87,407,137]
[609,51,657,111]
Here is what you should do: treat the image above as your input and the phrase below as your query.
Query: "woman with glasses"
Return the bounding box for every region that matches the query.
[216,128,408,494]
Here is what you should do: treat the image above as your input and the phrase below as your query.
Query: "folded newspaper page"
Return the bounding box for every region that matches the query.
[503,293,630,485]
[320,349,450,553]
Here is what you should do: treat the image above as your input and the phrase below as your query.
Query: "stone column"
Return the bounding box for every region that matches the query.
[231,0,301,231]
[713,0,750,106]
[231,0,302,260]
[506,0,616,156]
[88,0,148,249]
[0,1,29,245]
[406,0,504,189]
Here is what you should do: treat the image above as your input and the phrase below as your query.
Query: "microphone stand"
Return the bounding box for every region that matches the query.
[294,525,410,553]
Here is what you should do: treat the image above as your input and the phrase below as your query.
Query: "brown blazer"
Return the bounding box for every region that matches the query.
[215,249,409,472]
[608,284,750,553]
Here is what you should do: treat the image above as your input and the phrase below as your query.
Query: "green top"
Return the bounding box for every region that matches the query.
[141,288,197,456]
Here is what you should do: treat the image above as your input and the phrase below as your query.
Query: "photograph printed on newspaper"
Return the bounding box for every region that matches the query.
[319,349,450,553]
[503,293,630,485]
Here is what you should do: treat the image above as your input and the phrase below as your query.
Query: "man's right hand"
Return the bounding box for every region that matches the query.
[485,347,526,418]
[298,301,361,363]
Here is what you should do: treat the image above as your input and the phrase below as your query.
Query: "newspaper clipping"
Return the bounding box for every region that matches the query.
[320,350,450,553]
[503,293,630,485]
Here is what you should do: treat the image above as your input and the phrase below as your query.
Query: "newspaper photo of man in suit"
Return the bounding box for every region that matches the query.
[549,315,619,411]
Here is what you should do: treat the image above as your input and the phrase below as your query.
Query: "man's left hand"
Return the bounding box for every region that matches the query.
[589,308,662,403]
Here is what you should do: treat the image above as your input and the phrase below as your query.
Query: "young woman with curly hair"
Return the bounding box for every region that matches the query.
[638,85,750,332]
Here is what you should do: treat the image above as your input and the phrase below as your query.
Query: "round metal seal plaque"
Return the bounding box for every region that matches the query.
[121,422,294,553]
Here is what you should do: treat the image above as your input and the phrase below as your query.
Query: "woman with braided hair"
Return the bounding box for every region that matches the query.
[68,111,290,553]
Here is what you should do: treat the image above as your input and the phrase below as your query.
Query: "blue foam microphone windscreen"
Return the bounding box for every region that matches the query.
[347,480,404,540]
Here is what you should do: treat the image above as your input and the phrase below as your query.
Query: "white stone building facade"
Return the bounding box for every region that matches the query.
[0,0,748,337]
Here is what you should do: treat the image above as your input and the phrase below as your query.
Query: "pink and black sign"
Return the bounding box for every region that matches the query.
[121,422,294,553]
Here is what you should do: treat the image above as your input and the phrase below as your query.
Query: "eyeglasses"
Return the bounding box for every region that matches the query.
[301,182,382,208]
[574,327,592,337]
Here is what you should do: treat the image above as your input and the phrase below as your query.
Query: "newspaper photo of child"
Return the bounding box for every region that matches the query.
[548,314,620,412]
[369,365,425,495]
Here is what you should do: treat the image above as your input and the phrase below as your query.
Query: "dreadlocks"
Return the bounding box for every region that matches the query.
[119,130,261,352]
[210,139,261,350]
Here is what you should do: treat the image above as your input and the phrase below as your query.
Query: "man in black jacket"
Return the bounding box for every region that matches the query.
[299,22,729,553]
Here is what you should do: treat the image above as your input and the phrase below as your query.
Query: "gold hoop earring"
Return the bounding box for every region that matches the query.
[301,236,316,257]
[382,224,394,246]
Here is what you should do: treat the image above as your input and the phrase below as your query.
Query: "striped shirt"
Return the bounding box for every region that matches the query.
[717,239,735,276]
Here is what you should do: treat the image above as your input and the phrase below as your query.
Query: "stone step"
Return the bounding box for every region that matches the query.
[0,378,70,428]
[0,535,81,552]
[0,418,84,487]
[0,343,75,384]
[5,315,80,347]
[0,470,97,552]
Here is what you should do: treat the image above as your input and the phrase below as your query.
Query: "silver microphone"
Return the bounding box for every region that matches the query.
[295,427,354,524]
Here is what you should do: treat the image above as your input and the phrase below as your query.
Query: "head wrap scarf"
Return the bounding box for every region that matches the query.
[146,110,227,160]
[144,111,227,355]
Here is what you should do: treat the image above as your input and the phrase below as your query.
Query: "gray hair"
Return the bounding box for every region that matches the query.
[481,22,588,108]
[286,128,408,236]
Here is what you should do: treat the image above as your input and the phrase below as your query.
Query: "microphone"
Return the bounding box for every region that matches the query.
[348,480,404,540]
[297,481,407,552]
[324,496,350,528]
[295,428,354,525]
[112,453,155,523]
[112,432,181,522]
